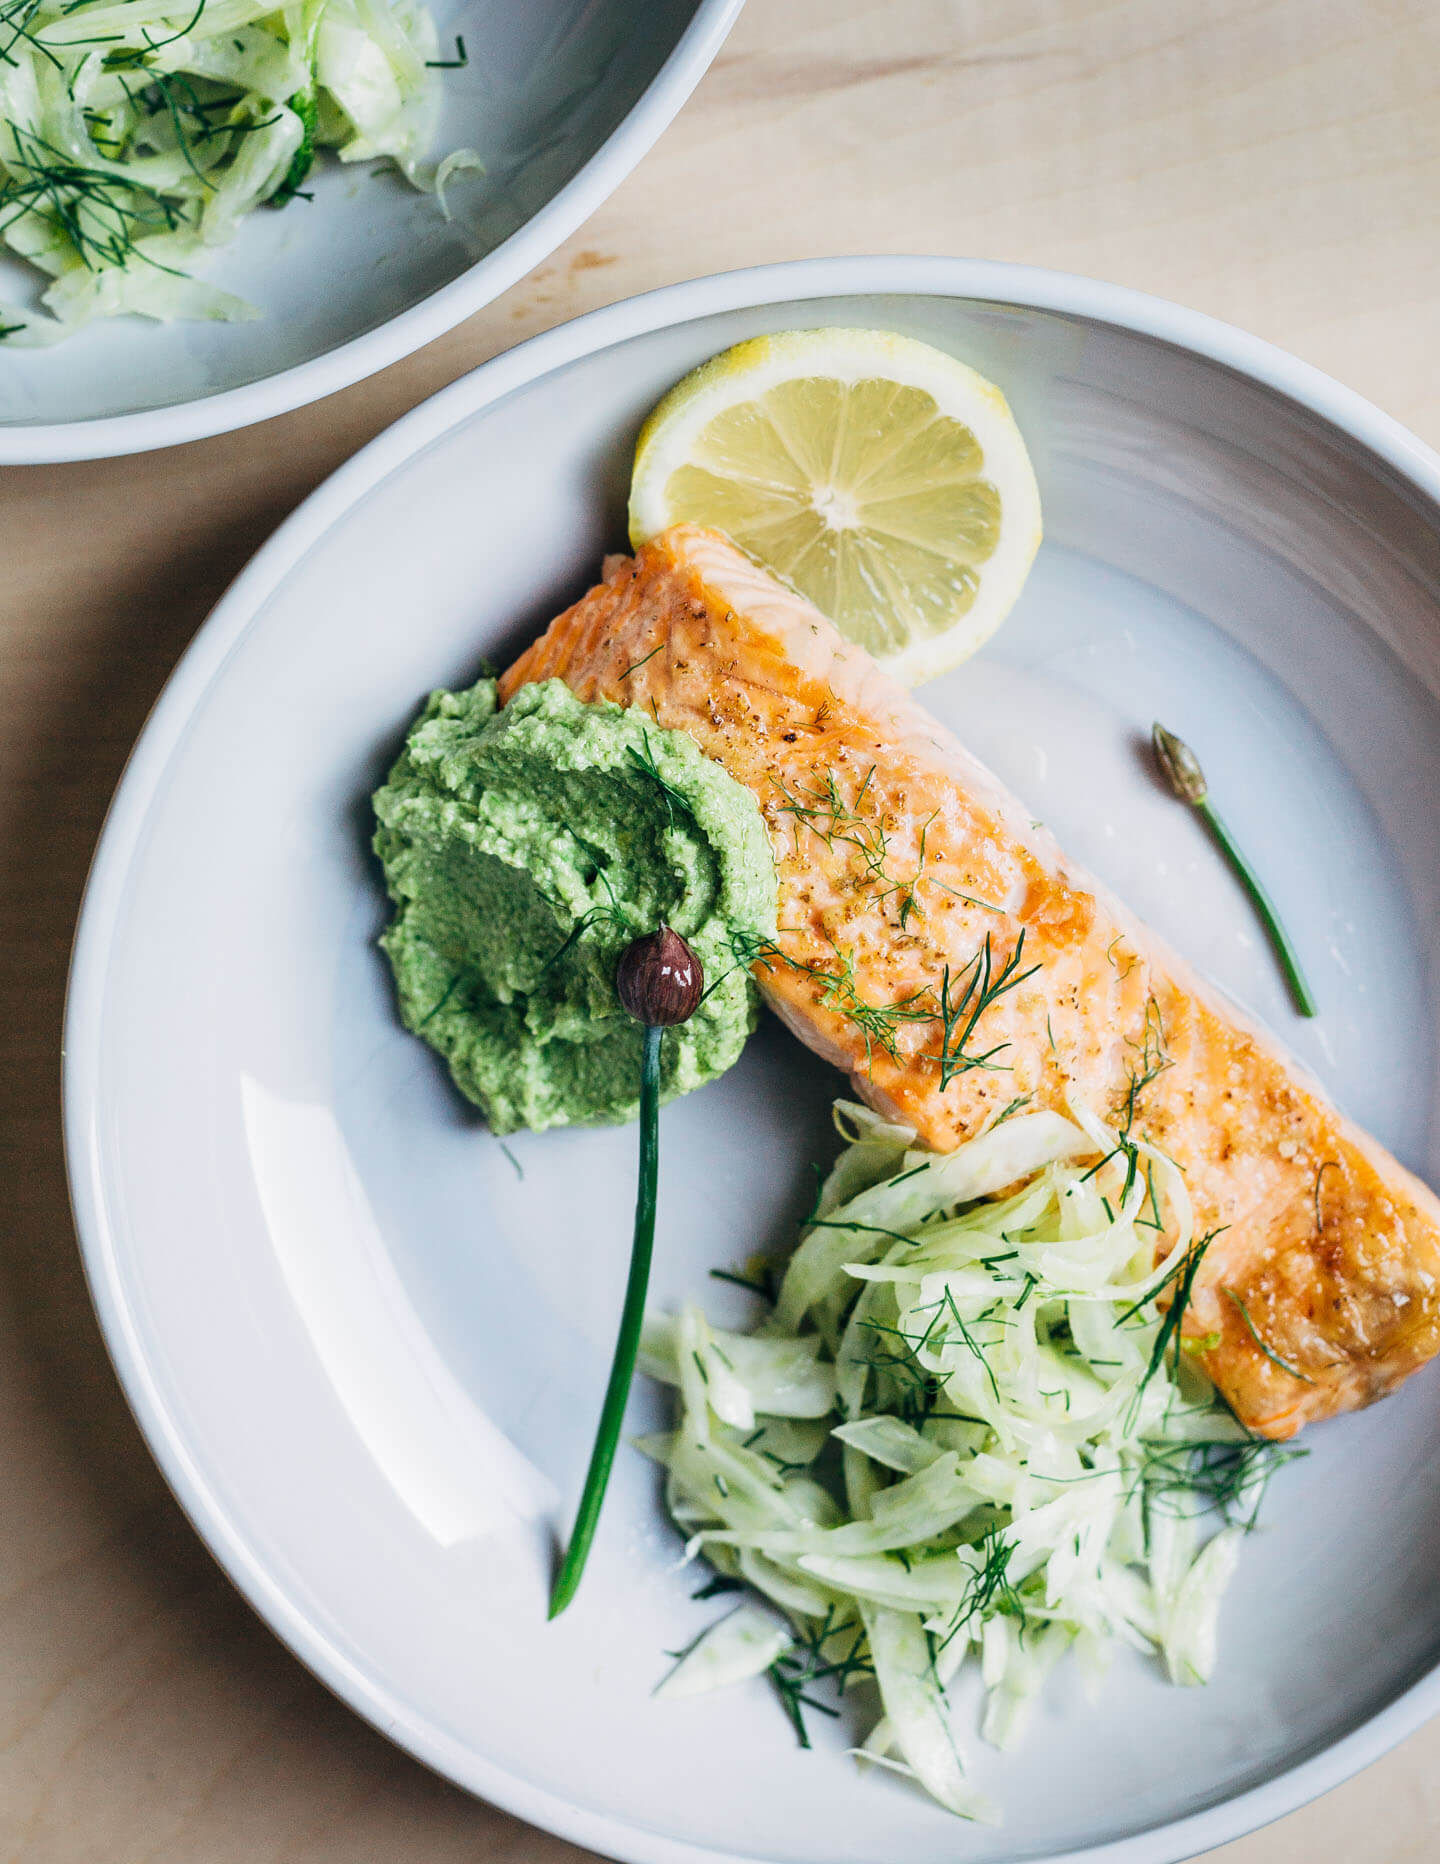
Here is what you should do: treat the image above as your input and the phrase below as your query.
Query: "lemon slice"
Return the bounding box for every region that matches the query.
[628,328,1042,685]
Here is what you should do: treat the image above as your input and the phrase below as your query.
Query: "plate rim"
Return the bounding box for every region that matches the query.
[0,0,745,466]
[63,253,1440,1864]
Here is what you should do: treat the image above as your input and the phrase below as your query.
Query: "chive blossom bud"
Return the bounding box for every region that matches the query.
[1152,723,1209,807]
[616,926,704,1027]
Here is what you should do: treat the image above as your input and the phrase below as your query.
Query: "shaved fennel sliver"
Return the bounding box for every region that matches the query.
[657,1602,792,1700]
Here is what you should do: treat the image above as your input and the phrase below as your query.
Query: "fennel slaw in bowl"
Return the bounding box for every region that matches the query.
[0,0,480,344]
[0,0,745,458]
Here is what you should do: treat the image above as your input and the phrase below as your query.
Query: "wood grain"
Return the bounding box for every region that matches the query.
[3,0,1440,1856]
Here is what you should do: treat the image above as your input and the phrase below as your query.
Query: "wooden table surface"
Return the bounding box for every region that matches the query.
[5,0,1440,1857]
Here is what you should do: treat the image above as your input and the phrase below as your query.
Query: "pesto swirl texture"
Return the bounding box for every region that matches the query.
[373,676,777,1133]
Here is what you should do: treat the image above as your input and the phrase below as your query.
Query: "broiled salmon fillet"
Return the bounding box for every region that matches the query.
[500,523,1440,1439]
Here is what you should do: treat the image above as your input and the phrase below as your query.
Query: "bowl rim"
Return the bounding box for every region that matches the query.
[0,0,745,466]
[63,254,1440,1863]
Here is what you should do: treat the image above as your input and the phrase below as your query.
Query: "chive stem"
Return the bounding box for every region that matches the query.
[1152,724,1316,1019]
[549,1021,663,1617]
[1195,798,1316,1018]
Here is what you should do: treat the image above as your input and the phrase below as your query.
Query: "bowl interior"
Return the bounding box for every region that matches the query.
[73,288,1440,1864]
[0,0,702,431]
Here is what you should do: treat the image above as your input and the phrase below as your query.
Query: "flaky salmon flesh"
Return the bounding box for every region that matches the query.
[500,523,1440,1440]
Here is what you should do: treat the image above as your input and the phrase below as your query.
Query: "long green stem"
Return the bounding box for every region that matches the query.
[1197,799,1317,1018]
[549,1021,663,1617]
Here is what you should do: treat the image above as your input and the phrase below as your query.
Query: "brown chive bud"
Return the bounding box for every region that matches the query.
[615,926,704,1028]
[1152,723,1209,807]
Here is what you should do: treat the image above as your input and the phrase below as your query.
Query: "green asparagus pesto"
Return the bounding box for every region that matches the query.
[372,676,777,1133]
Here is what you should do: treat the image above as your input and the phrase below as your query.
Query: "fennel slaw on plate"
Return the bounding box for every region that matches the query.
[643,1097,1299,1819]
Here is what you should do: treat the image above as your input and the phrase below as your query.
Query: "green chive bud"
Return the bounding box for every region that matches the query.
[1150,721,1316,1016]
[616,926,704,1027]
[1152,723,1209,807]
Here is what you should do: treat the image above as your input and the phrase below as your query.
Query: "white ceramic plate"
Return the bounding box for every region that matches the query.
[0,0,742,463]
[65,258,1440,1864]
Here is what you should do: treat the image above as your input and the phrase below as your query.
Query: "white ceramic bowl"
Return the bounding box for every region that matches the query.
[0,0,742,463]
[65,258,1440,1863]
